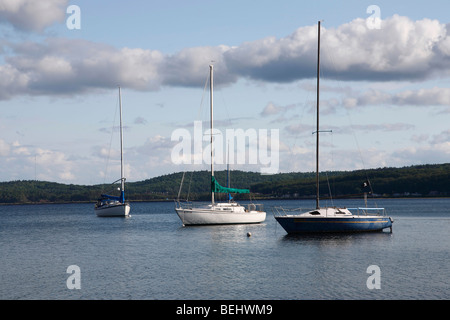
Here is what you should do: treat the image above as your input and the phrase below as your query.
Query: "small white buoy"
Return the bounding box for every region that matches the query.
[247,232,252,237]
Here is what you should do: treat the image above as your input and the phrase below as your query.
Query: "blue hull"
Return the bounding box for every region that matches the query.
[275,216,393,234]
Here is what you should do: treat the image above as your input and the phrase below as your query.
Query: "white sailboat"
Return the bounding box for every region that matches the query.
[175,65,266,225]
[273,21,393,233]
[95,87,131,217]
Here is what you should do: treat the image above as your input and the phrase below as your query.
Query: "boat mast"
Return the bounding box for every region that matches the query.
[315,21,321,209]
[227,142,230,202]
[210,64,215,205]
[119,86,125,199]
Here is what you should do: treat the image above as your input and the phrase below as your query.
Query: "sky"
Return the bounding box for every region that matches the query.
[0,0,449,185]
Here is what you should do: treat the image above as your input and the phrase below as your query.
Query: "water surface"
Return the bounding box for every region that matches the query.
[0,198,448,299]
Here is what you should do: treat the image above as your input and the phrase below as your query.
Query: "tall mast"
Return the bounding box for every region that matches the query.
[315,21,321,209]
[227,142,230,202]
[119,86,125,196]
[210,64,214,205]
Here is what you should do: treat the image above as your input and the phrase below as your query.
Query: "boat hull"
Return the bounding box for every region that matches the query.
[275,216,393,234]
[176,208,266,225]
[95,203,130,217]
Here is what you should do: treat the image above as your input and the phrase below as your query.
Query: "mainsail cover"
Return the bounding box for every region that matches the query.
[100,190,125,203]
[211,176,249,194]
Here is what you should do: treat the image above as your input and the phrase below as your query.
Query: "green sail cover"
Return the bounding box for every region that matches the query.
[211,176,249,194]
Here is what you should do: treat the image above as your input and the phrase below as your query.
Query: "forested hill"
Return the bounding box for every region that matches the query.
[0,163,449,204]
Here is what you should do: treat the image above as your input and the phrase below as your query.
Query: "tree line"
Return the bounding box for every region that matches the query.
[0,163,448,204]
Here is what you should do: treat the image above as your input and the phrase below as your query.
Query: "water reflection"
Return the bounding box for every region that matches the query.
[280,231,393,246]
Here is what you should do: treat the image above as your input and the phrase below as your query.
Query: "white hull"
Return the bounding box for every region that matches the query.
[175,202,266,225]
[95,203,130,217]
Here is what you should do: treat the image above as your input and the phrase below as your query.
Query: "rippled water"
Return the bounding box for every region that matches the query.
[0,198,448,299]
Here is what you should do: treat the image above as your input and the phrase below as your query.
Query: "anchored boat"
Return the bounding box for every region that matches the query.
[95,87,130,217]
[175,65,266,225]
[273,21,393,234]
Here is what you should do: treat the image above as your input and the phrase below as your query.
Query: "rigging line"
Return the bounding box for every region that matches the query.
[197,68,210,122]
[177,171,186,201]
[324,130,335,206]
[102,93,119,189]
[342,102,376,198]
[325,172,334,207]
[186,170,194,201]
[182,68,210,201]
[322,38,368,170]
[323,34,377,203]
[290,78,314,172]
[214,69,233,129]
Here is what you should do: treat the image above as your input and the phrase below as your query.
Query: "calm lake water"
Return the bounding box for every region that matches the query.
[0,198,448,300]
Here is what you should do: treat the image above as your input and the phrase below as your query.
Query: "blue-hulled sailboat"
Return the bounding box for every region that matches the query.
[274,21,393,233]
[95,87,130,217]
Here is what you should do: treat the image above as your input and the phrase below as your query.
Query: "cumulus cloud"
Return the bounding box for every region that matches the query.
[163,45,235,87]
[0,64,29,99]
[0,0,68,32]
[0,140,77,182]
[225,15,449,82]
[2,15,450,101]
[1,38,165,98]
[431,129,450,144]
[284,122,414,136]
[391,142,450,166]
[0,139,10,156]
[260,102,296,117]
[394,87,450,106]
[342,87,450,109]
[35,147,75,181]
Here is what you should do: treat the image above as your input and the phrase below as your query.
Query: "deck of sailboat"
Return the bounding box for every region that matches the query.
[175,201,266,225]
[273,206,388,217]
[273,205,393,233]
[95,202,131,217]
[176,201,264,213]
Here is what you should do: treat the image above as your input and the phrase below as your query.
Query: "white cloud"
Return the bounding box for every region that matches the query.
[394,87,450,106]
[0,140,79,182]
[34,147,75,181]
[0,12,449,183]
[321,16,444,79]
[2,15,450,100]
[162,45,234,87]
[1,38,165,98]
[137,135,175,155]
[285,123,314,135]
[260,102,296,117]
[391,142,450,166]
[341,87,450,110]
[351,123,416,133]
[0,64,30,99]
[431,129,450,144]
[0,0,68,32]
[0,139,10,156]
[225,15,449,82]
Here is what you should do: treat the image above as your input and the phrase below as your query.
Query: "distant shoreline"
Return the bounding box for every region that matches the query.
[1,196,449,206]
[1,163,448,205]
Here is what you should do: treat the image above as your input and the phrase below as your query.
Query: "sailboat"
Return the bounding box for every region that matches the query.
[95,87,131,217]
[274,21,393,233]
[175,65,266,225]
